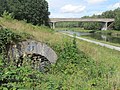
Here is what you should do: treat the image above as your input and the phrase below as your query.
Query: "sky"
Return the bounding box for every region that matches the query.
[46,0,120,18]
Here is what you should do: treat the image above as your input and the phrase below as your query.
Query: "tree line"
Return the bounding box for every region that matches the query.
[81,8,120,30]
[0,0,50,26]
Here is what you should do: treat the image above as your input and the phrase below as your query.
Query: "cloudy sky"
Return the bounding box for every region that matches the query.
[46,0,120,18]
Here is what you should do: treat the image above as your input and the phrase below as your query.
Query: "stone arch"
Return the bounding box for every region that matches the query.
[18,40,57,64]
[8,40,57,71]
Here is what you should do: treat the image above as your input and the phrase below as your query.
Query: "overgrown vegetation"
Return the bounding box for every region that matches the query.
[0,0,50,26]
[0,29,118,89]
[0,17,120,89]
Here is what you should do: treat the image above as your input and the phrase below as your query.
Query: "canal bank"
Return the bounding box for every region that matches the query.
[59,30,120,46]
[96,30,120,36]
[62,33,120,52]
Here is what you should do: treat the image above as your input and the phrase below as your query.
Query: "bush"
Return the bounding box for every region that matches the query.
[2,10,14,20]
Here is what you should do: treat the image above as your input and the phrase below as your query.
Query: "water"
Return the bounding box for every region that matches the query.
[58,30,91,36]
[59,30,120,44]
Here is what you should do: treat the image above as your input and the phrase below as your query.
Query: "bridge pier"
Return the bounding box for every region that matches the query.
[101,22,113,30]
[52,22,56,29]
[102,22,108,30]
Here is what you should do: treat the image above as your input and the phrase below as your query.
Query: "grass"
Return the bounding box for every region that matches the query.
[76,39,120,67]
[96,30,120,36]
[77,40,120,89]
[0,17,64,45]
[0,17,120,89]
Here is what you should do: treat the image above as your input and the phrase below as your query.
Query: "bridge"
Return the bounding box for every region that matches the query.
[49,18,115,30]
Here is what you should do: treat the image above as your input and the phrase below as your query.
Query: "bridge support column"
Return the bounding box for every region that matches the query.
[102,22,108,30]
[52,22,56,29]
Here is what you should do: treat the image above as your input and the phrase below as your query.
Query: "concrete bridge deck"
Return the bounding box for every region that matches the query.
[50,18,115,22]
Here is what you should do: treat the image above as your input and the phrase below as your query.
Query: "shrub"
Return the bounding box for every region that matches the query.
[2,10,14,20]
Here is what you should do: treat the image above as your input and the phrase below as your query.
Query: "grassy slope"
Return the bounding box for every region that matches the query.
[77,40,120,68]
[0,17,64,46]
[0,18,120,88]
[0,17,120,64]
[0,17,120,67]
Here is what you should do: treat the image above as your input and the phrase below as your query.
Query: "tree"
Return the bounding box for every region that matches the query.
[101,10,115,18]
[114,11,120,30]
[0,0,8,15]
[0,0,50,26]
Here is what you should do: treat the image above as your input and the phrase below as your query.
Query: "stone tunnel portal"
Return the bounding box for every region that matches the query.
[8,40,57,72]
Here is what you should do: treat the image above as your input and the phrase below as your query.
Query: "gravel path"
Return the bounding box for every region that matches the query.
[63,33,120,52]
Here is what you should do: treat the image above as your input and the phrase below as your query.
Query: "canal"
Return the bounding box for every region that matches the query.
[59,30,120,44]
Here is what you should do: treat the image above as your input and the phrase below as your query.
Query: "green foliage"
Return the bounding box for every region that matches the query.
[0,28,22,53]
[0,0,50,26]
[55,21,80,28]
[50,37,117,89]
[2,10,14,20]
[0,28,31,67]
[101,10,115,18]
[0,56,43,89]
[82,22,102,30]
[114,9,120,30]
